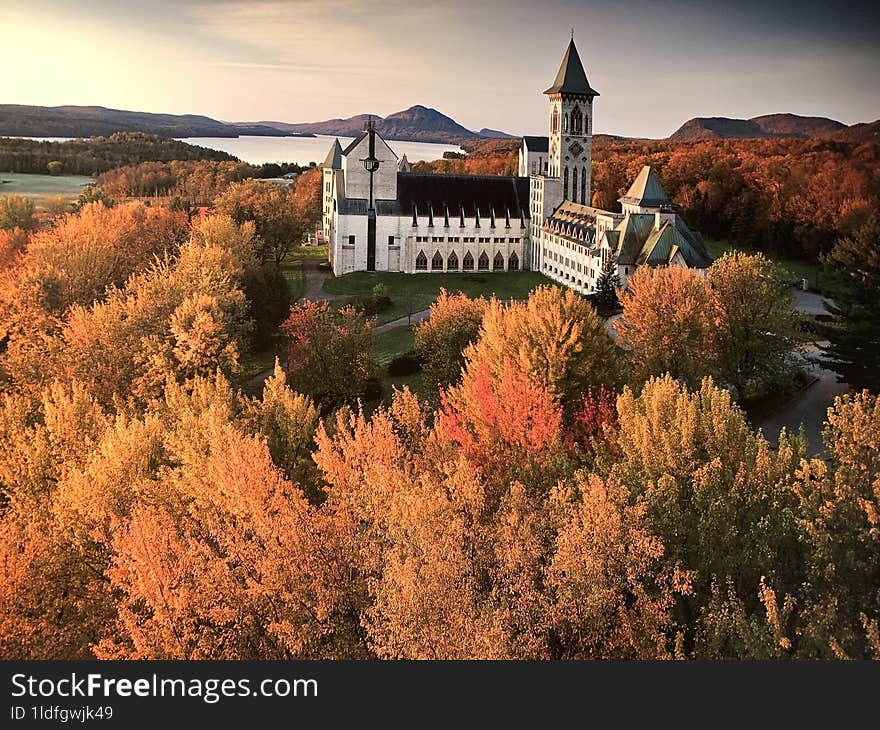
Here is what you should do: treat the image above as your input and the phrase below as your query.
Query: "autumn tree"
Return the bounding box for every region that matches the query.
[615,266,716,386]
[0,195,37,231]
[546,472,679,658]
[213,179,300,264]
[793,391,880,658]
[414,290,487,387]
[281,301,374,411]
[463,285,621,412]
[708,252,802,399]
[613,375,808,653]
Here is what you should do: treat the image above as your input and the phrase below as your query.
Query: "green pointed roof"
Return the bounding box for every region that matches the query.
[323,138,343,169]
[619,166,672,209]
[544,39,599,97]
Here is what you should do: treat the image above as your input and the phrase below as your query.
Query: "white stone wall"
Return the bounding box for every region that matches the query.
[518,145,548,178]
[538,228,607,295]
[341,134,398,202]
[330,209,527,276]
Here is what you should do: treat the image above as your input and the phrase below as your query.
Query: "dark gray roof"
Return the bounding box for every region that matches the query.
[544,39,599,97]
[339,173,531,221]
[618,166,672,209]
[397,173,530,220]
[342,131,368,155]
[522,135,549,153]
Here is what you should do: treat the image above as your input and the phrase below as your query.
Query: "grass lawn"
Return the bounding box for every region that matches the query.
[0,172,93,207]
[325,270,553,325]
[369,325,434,404]
[370,325,415,367]
[280,244,328,302]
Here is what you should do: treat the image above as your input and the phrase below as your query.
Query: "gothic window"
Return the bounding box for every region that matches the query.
[415,250,427,270]
[508,252,519,270]
[551,107,559,135]
[478,251,490,271]
[581,168,587,205]
[563,167,569,200]
[572,166,578,204]
[448,251,459,270]
[463,251,474,270]
[432,251,443,270]
[571,105,583,135]
[493,252,504,270]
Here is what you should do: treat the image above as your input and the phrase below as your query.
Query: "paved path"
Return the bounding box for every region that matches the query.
[373,309,431,335]
[298,261,340,305]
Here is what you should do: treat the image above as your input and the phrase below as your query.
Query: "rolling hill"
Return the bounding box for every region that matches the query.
[0,104,296,139]
[668,113,847,142]
[257,105,493,144]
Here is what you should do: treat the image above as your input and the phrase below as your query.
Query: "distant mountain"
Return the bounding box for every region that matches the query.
[668,113,847,142]
[478,128,516,139]
[0,104,293,139]
[826,120,880,144]
[259,105,483,144]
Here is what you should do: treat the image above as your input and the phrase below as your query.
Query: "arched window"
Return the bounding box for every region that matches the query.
[563,167,569,200]
[447,251,459,270]
[463,251,474,270]
[572,166,578,204]
[415,250,427,270]
[551,107,559,135]
[571,105,582,135]
[493,252,504,271]
[581,168,587,205]
[432,251,443,270]
[508,252,519,270]
[563,113,569,133]
[478,251,490,271]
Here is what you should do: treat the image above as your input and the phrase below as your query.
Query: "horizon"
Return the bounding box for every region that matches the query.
[1,0,879,139]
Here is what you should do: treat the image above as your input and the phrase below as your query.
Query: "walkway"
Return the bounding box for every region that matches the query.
[298,261,341,305]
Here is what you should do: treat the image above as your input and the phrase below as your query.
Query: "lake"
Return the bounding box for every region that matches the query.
[178,135,462,166]
[4,134,462,167]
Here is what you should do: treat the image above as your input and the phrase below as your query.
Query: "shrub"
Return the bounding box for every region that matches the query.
[387,352,422,377]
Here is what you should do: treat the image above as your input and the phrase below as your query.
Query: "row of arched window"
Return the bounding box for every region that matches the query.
[415,250,519,272]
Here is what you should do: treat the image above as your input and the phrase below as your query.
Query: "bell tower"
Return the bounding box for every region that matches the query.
[546,34,599,206]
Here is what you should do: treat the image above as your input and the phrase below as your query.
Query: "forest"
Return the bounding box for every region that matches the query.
[0,177,878,658]
[0,133,240,176]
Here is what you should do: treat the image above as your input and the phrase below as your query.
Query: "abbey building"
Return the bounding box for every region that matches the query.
[322,38,710,286]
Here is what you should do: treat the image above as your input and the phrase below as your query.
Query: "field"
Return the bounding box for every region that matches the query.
[0,172,93,207]
[324,270,552,325]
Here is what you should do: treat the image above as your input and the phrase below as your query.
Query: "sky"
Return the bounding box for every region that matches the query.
[1,0,879,138]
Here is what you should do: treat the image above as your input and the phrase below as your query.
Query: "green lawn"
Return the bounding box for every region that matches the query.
[370,325,415,367]
[0,172,93,207]
[369,325,434,403]
[325,270,552,324]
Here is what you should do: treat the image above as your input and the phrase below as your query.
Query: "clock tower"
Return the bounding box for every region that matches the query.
[546,35,599,206]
